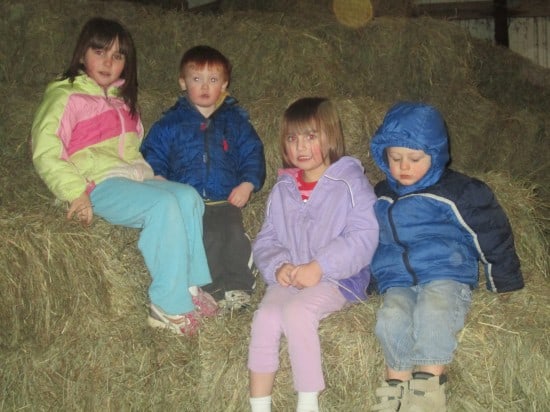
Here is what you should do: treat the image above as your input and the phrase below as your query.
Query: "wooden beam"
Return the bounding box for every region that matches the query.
[510,0,550,18]
[412,1,492,20]
[412,0,550,20]
[494,0,509,46]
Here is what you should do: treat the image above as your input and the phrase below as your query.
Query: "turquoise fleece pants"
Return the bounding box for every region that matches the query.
[90,177,211,315]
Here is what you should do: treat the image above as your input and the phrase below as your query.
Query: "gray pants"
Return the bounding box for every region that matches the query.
[201,202,254,300]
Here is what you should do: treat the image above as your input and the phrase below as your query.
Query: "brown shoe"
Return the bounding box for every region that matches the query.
[372,380,409,412]
[407,374,447,412]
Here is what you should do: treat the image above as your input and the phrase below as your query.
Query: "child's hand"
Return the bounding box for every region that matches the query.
[228,182,254,208]
[276,263,296,287]
[290,261,322,289]
[67,192,93,227]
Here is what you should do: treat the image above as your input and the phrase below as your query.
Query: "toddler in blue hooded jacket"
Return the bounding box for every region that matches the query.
[369,102,524,412]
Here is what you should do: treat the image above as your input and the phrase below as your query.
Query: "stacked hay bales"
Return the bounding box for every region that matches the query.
[1,0,548,410]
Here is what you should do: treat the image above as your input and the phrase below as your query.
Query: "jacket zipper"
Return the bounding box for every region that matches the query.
[202,118,211,198]
[388,200,419,285]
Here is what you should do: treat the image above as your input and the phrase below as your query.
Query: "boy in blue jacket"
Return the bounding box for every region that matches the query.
[141,45,266,309]
[369,102,524,412]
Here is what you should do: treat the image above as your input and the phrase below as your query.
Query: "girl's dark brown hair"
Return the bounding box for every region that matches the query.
[62,17,138,116]
[280,97,346,168]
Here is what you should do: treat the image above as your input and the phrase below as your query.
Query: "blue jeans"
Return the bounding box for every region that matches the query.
[90,178,211,315]
[375,280,472,371]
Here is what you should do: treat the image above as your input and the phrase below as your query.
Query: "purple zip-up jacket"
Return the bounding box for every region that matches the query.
[252,156,379,301]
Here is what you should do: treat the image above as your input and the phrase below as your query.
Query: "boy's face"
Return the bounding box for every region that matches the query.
[179,63,228,117]
[387,147,431,186]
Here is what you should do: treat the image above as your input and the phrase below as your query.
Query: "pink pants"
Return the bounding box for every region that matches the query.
[247,282,347,392]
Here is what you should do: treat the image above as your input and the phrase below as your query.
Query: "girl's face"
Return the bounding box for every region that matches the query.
[387,147,432,186]
[179,64,228,118]
[82,38,125,91]
[285,127,330,182]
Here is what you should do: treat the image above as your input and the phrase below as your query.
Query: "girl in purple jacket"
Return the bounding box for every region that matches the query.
[247,97,379,412]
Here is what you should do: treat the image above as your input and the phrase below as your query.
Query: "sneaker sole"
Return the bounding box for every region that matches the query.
[148,304,198,336]
[147,315,185,335]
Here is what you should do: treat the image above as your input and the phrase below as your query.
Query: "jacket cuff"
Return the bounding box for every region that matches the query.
[85,181,96,195]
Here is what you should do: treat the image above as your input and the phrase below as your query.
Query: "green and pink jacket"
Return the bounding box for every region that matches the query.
[32,73,153,203]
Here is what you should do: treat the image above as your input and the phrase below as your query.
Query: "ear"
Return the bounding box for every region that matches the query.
[221,80,228,92]
[178,77,187,91]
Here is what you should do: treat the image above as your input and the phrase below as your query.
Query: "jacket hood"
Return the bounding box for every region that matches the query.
[77,71,125,96]
[370,102,450,195]
[278,155,365,183]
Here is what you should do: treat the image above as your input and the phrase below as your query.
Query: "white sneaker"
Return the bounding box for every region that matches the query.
[219,290,251,310]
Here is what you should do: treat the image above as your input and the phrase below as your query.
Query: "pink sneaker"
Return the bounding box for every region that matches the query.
[192,288,219,317]
[148,304,200,336]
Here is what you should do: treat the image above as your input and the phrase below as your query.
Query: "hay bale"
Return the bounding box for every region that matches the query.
[1,0,548,410]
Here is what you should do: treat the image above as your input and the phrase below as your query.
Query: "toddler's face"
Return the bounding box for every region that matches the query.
[386,147,431,186]
[179,63,228,117]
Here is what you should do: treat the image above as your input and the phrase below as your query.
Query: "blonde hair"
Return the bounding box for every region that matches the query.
[279,97,345,168]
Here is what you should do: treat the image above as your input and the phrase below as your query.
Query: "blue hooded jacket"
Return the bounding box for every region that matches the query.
[369,102,523,294]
